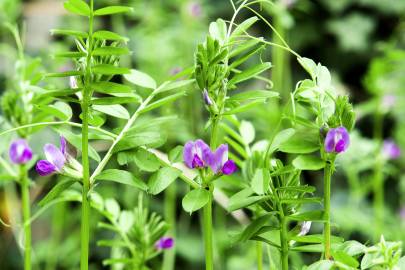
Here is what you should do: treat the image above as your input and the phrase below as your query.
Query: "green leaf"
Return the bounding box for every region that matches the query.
[37,101,72,121]
[92,105,130,119]
[182,188,210,214]
[228,195,268,212]
[96,169,147,191]
[113,132,166,152]
[209,18,227,44]
[229,38,262,58]
[46,70,82,78]
[91,96,141,105]
[239,121,255,145]
[92,82,132,95]
[133,148,160,172]
[237,213,273,242]
[230,16,259,39]
[64,0,90,16]
[290,234,344,244]
[54,51,86,58]
[229,90,279,101]
[332,250,359,268]
[157,79,195,93]
[287,210,325,222]
[168,146,184,163]
[269,128,296,154]
[139,92,186,114]
[148,167,182,195]
[94,6,133,16]
[104,198,120,220]
[124,69,156,89]
[229,62,272,85]
[297,57,317,80]
[305,260,334,270]
[279,135,319,154]
[93,47,130,56]
[93,30,128,42]
[38,180,77,207]
[50,29,88,39]
[92,64,130,75]
[338,241,366,256]
[291,244,324,252]
[292,155,325,170]
[251,168,270,195]
[225,100,265,115]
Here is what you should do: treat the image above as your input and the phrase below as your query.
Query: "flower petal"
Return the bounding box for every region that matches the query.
[221,159,237,175]
[9,139,32,164]
[324,128,337,153]
[209,144,228,173]
[44,144,66,171]
[192,154,204,168]
[155,237,174,250]
[183,141,195,168]
[36,160,57,176]
[60,136,67,156]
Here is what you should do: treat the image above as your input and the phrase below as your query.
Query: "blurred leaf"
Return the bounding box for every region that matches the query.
[251,168,270,195]
[124,69,156,89]
[239,121,255,145]
[182,188,210,214]
[293,155,325,170]
[94,6,133,16]
[64,0,90,16]
[96,169,147,191]
[92,64,130,75]
[230,16,259,40]
[38,180,77,207]
[229,90,279,101]
[92,47,130,56]
[229,62,272,85]
[93,30,128,42]
[287,210,325,222]
[93,104,129,119]
[148,167,182,195]
[168,146,184,163]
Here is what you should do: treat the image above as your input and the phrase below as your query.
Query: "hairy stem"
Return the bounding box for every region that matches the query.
[80,1,94,269]
[323,160,334,260]
[20,165,31,270]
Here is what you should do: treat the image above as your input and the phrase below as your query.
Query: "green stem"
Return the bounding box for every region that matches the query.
[45,203,66,270]
[373,158,384,240]
[279,210,288,270]
[324,160,334,260]
[162,183,176,270]
[256,241,263,270]
[203,192,214,270]
[80,1,94,269]
[20,165,31,270]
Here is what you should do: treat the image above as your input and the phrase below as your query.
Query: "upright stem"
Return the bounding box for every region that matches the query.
[20,165,31,270]
[81,1,94,269]
[46,203,66,270]
[276,199,288,270]
[373,110,384,240]
[323,160,334,260]
[256,241,263,270]
[373,158,384,240]
[203,192,214,270]
[162,183,176,270]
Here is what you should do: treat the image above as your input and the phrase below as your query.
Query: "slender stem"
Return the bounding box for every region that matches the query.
[20,165,32,270]
[256,241,263,270]
[203,192,214,270]
[80,1,94,269]
[45,203,66,270]
[162,183,176,270]
[323,160,334,260]
[90,89,158,183]
[279,207,288,270]
[373,158,384,240]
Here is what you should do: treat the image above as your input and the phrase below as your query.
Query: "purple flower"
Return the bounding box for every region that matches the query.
[324,127,350,154]
[400,206,405,220]
[183,139,211,169]
[36,137,67,176]
[183,140,237,175]
[202,89,213,105]
[9,139,33,164]
[382,140,401,160]
[155,237,174,250]
[187,1,202,17]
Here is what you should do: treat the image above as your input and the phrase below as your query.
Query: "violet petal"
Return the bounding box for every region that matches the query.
[221,159,237,175]
[36,160,57,176]
[155,237,174,250]
[9,139,33,164]
[183,141,195,168]
[44,144,66,171]
[209,144,228,173]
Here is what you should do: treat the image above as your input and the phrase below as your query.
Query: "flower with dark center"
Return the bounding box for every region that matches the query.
[155,237,174,250]
[324,126,350,154]
[183,139,211,169]
[9,139,33,164]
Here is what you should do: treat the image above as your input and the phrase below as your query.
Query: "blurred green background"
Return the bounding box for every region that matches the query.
[0,0,405,269]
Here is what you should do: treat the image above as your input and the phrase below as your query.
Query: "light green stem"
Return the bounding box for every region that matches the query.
[324,161,333,260]
[203,193,214,270]
[20,165,31,270]
[162,183,176,270]
[80,1,94,269]
[45,203,66,270]
[256,241,263,270]
[373,158,384,240]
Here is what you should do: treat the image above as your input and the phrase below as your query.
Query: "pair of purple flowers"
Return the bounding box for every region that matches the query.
[183,139,237,175]
[8,137,74,176]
